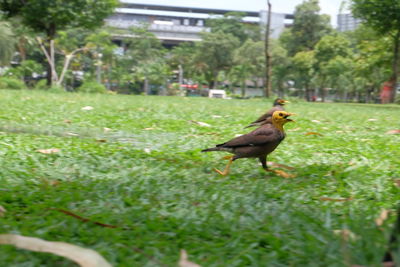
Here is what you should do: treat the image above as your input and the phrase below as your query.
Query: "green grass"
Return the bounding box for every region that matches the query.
[0,90,399,266]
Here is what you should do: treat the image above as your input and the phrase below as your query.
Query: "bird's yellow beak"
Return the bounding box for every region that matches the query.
[285,113,296,122]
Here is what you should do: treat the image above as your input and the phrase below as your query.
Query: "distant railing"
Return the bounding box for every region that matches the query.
[105,19,209,34]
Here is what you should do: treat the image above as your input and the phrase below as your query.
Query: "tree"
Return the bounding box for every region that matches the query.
[206,12,251,44]
[123,26,166,94]
[313,33,351,101]
[292,50,316,101]
[0,0,118,86]
[281,0,331,56]
[352,0,400,102]
[193,31,240,88]
[0,21,16,65]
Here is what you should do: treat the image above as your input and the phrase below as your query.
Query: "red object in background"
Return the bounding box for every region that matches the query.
[181,84,198,89]
[380,81,393,104]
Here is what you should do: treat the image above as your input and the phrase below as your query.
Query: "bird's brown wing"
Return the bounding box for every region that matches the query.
[250,106,284,125]
[217,127,278,148]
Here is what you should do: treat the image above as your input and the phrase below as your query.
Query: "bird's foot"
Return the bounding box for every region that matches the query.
[221,155,234,160]
[267,161,295,171]
[213,168,229,176]
[266,169,296,178]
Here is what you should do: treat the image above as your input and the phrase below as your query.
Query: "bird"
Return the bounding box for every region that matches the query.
[202,111,295,177]
[244,98,290,128]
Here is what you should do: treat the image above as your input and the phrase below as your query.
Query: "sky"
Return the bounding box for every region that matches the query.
[126,0,348,27]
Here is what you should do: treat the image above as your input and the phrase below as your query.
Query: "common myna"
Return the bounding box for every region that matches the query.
[245,98,289,128]
[202,111,295,177]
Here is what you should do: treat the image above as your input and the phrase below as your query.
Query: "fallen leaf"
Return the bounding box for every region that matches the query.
[81,106,94,111]
[333,229,356,241]
[96,139,107,143]
[383,262,396,267]
[188,120,211,127]
[305,132,323,136]
[0,234,111,267]
[37,148,60,154]
[63,119,72,124]
[311,120,321,123]
[288,127,301,132]
[0,206,6,217]
[179,250,201,267]
[386,130,400,135]
[320,197,353,202]
[368,118,377,121]
[393,179,400,187]
[66,132,79,136]
[375,209,390,226]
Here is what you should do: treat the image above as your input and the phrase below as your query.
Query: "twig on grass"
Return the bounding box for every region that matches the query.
[49,208,120,229]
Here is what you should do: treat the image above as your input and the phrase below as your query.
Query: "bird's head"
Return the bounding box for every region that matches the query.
[273,98,290,106]
[272,111,295,127]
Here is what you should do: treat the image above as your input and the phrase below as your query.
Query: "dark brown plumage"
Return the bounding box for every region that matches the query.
[202,111,295,177]
[244,98,289,128]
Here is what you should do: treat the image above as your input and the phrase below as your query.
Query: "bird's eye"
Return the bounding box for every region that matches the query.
[279,113,283,116]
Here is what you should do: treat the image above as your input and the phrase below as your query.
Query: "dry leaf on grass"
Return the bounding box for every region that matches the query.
[188,120,211,127]
[0,206,6,217]
[305,132,323,136]
[367,118,377,121]
[393,179,400,187]
[320,197,353,202]
[0,234,111,267]
[81,106,94,111]
[96,139,107,143]
[375,209,390,226]
[179,250,201,267]
[288,127,301,132]
[63,119,72,124]
[386,130,400,135]
[66,132,79,136]
[311,120,321,123]
[333,229,356,241]
[37,148,60,154]
[143,127,155,130]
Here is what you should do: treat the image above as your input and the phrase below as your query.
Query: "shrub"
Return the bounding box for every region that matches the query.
[0,77,26,90]
[48,85,65,93]
[76,80,107,94]
[34,79,48,90]
[395,95,400,104]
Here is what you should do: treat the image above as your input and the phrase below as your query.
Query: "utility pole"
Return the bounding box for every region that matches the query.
[264,0,272,98]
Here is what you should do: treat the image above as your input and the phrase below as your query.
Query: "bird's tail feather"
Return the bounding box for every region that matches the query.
[201,147,221,152]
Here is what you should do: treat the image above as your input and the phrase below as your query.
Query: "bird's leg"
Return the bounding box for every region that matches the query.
[260,156,295,178]
[259,156,268,170]
[214,155,234,176]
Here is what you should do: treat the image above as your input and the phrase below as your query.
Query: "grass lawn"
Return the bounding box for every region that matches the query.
[0,89,400,266]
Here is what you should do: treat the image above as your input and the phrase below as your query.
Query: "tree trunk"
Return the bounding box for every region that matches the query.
[241,81,246,98]
[45,24,56,86]
[143,78,149,95]
[264,1,272,98]
[390,30,400,102]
